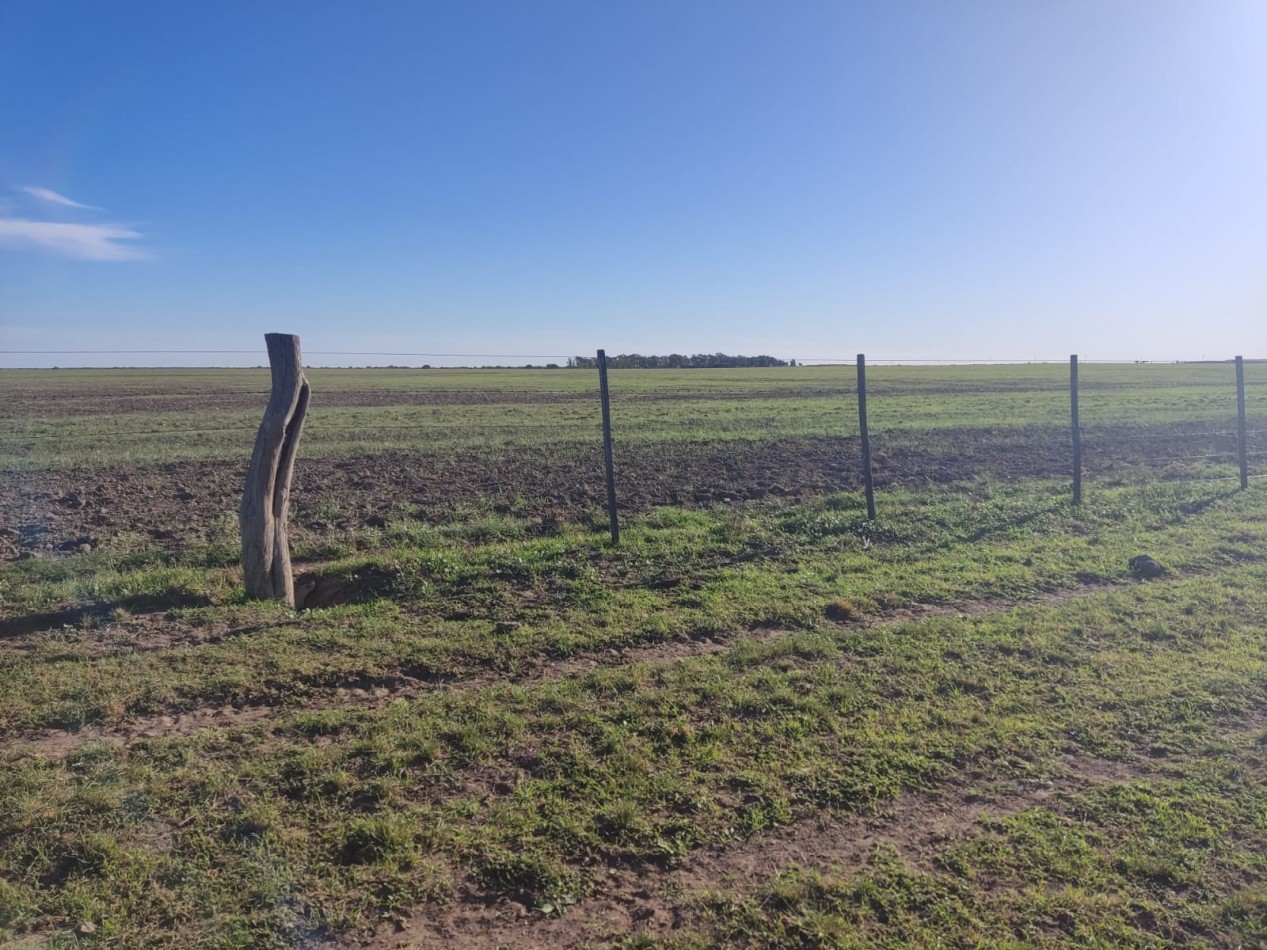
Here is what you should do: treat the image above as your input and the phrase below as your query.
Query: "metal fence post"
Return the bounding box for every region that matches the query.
[1236,355,1249,490]
[1071,354,1082,506]
[597,349,620,544]
[857,354,876,520]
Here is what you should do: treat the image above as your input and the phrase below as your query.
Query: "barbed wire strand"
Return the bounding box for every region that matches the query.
[4,348,1263,362]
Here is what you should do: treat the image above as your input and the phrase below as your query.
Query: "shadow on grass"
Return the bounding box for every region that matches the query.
[950,503,1066,548]
[0,590,212,639]
[0,606,102,639]
[1176,488,1239,517]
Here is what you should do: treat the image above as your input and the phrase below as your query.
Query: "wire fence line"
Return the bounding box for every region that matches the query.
[1,350,576,358]
[2,351,1263,538]
[4,348,1262,364]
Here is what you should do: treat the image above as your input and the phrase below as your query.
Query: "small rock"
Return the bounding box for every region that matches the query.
[79,921,96,934]
[1129,555,1166,579]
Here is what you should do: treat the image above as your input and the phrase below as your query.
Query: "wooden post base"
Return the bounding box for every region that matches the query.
[240,333,310,606]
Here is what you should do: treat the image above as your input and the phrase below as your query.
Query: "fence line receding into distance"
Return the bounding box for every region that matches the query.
[2,347,1263,549]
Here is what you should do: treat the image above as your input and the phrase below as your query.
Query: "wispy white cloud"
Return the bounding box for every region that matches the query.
[1,186,147,260]
[21,185,101,210]
[0,218,146,261]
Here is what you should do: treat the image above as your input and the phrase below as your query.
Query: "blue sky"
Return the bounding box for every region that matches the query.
[1,1,1264,366]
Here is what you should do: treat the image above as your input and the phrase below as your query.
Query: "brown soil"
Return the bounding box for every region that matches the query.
[0,610,270,656]
[0,424,1240,559]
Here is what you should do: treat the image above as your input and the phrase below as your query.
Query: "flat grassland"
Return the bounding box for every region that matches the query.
[2,363,1267,948]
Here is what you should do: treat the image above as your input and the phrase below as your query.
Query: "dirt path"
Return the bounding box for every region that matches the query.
[329,753,1153,949]
[1,578,1131,760]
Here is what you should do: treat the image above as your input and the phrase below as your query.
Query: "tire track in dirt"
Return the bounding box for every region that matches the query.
[342,706,1267,950]
[325,753,1155,949]
[1,576,1149,760]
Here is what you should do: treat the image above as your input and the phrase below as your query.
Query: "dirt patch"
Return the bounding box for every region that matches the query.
[0,610,299,659]
[9,705,281,759]
[1055,752,1148,784]
[332,752,1145,950]
[0,423,1242,559]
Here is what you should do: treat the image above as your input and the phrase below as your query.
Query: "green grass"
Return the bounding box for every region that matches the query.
[4,556,1267,946]
[2,479,1264,736]
[2,364,1267,947]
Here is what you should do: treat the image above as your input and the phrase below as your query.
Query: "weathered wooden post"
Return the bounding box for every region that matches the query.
[1070,354,1082,506]
[856,354,876,520]
[597,349,620,545]
[1236,355,1249,490]
[240,333,310,605]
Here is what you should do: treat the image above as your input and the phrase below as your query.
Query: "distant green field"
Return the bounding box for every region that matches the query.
[2,362,1264,469]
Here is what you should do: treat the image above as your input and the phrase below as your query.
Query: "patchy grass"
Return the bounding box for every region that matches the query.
[2,364,1267,947]
[2,479,1265,734]
[665,717,1267,948]
[3,560,1267,945]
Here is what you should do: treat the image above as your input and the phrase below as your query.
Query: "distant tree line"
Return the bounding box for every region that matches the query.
[568,353,792,369]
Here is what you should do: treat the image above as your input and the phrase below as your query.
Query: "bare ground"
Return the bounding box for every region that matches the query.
[0,424,1242,559]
